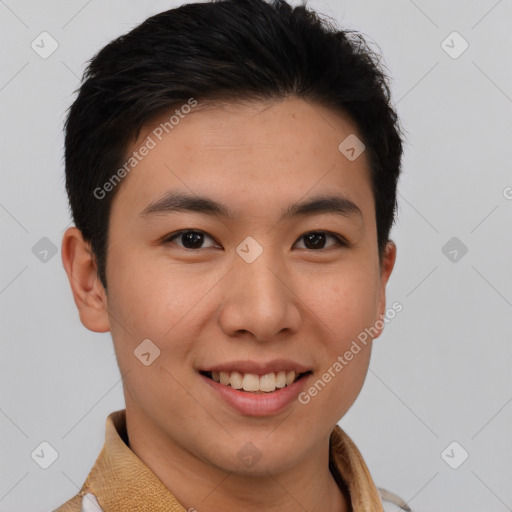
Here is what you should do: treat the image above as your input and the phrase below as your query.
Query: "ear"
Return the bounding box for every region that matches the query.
[373,240,397,339]
[61,227,110,333]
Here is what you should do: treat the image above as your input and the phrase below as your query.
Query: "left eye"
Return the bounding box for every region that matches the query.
[294,231,346,250]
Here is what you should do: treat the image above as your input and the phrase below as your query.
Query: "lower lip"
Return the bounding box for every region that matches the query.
[200,373,312,417]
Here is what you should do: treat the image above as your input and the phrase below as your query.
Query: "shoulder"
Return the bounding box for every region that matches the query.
[51,492,97,512]
[378,486,413,512]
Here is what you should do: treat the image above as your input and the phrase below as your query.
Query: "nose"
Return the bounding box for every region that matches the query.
[218,247,301,342]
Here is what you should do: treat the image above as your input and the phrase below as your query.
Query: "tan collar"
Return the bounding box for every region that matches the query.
[57,409,384,511]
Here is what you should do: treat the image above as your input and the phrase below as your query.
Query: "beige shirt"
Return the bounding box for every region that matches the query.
[53,409,411,512]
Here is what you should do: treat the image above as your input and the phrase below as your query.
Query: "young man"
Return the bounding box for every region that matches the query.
[57,0,409,510]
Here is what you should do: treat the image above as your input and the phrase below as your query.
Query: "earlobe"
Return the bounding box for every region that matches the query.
[373,240,397,338]
[380,240,397,286]
[61,227,110,333]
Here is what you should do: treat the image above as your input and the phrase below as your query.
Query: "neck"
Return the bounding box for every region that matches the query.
[125,408,350,512]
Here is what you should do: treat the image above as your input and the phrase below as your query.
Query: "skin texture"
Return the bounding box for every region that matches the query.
[62,96,396,512]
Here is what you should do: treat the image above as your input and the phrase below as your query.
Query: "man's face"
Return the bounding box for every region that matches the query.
[101,97,395,473]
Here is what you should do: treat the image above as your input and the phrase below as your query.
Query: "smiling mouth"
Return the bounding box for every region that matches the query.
[200,370,312,393]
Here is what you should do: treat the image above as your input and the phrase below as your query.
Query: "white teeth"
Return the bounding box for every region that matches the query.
[208,370,300,392]
[230,371,243,389]
[275,371,286,388]
[242,373,260,392]
[286,371,295,386]
[259,372,276,392]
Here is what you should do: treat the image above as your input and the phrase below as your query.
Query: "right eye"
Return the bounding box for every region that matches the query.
[163,230,221,250]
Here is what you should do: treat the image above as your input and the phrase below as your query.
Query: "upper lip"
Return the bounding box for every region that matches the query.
[199,359,311,376]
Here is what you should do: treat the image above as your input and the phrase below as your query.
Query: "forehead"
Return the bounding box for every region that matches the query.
[110,97,374,222]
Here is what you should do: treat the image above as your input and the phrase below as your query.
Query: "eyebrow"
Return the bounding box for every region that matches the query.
[139,191,363,221]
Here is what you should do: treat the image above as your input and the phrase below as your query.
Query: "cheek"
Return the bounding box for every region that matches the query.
[298,278,376,420]
[105,256,202,413]
[107,249,204,336]
[307,268,380,344]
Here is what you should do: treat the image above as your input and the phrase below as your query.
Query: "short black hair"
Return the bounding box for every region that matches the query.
[64,0,404,290]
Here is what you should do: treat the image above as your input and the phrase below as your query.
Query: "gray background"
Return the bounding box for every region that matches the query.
[1,0,511,511]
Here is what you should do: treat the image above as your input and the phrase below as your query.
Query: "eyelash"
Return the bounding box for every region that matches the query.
[163,229,349,251]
